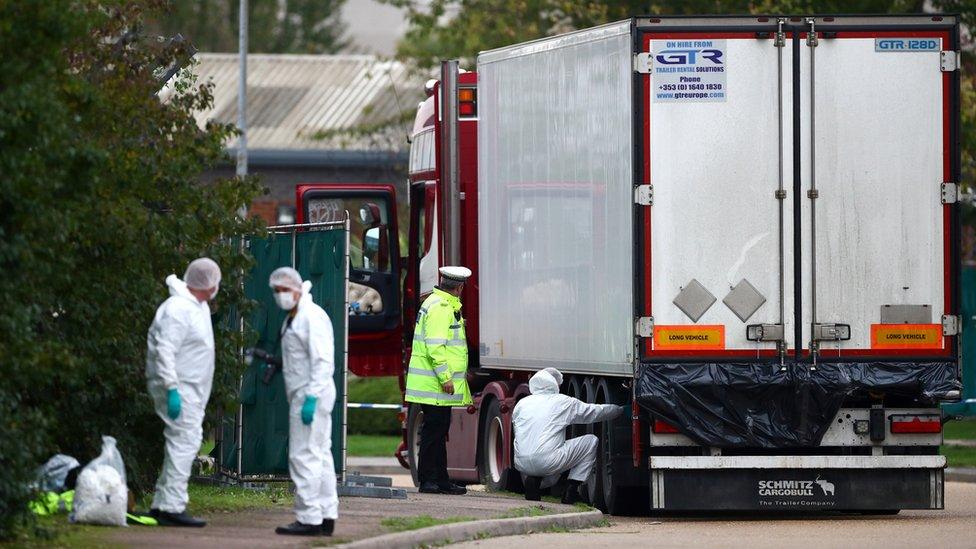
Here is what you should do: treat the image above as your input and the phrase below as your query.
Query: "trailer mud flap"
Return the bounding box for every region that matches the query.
[649,457,945,511]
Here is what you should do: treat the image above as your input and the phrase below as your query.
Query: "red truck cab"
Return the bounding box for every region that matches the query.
[295,66,526,492]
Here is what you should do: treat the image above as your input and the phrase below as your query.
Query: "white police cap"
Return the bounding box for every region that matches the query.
[438,266,472,282]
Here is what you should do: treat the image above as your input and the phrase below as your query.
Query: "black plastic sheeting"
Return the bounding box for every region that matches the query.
[635,361,960,448]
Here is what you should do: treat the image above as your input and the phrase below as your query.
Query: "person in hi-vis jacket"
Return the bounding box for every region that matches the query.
[405,266,473,495]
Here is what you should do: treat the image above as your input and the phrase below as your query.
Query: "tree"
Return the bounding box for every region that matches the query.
[147,0,348,54]
[386,0,958,70]
[0,0,262,538]
[389,0,975,206]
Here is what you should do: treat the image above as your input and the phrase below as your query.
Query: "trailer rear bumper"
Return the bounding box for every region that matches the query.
[649,455,946,511]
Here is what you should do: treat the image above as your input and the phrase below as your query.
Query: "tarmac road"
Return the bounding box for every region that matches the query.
[456,481,976,549]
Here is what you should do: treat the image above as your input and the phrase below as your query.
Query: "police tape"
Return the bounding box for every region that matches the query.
[346,402,401,410]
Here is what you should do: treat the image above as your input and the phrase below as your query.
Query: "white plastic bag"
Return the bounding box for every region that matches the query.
[70,436,128,526]
[36,454,80,492]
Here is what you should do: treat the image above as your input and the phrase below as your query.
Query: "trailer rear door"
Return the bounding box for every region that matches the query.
[637,17,959,362]
[799,27,955,359]
[638,28,794,358]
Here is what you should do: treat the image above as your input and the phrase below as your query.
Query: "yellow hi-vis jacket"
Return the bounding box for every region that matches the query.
[405,288,472,406]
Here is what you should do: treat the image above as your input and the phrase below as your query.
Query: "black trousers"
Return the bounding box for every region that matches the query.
[418,404,452,486]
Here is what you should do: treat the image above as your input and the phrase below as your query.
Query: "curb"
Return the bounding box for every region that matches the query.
[946,467,976,483]
[336,509,605,549]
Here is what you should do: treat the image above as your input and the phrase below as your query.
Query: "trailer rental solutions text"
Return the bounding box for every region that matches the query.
[652,40,727,103]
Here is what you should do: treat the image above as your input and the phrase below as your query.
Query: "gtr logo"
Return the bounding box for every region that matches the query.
[655,49,724,65]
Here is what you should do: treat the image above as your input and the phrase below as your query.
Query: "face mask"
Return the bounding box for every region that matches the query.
[274,291,298,311]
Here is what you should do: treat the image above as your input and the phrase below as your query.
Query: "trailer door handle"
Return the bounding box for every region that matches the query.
[746,324,784,342]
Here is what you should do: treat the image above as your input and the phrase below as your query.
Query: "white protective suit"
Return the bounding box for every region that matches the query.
[281,281,338,524]
[513,371,622,488]
[146,275,215,513]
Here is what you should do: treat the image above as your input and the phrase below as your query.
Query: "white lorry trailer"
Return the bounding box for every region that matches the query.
[466,15,961,513]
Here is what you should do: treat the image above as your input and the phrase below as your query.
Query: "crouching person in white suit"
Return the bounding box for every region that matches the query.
[512,368,624,504]
[269,267,339,537]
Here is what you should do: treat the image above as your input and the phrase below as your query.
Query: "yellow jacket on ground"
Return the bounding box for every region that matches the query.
[405,288,472,406]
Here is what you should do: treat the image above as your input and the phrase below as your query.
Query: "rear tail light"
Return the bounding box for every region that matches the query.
[889,414,941,434]
[652,419,680,434]
[458,87,477,117]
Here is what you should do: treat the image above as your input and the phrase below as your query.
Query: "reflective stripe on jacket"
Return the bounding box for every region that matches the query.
[405,288,472,406]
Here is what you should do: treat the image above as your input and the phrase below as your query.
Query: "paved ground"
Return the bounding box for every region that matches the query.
[457,482,976,549]
[105,475,576,548]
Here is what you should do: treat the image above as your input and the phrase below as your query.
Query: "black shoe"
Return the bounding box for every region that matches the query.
[438,483,467,495]
[321,519,335,536]
[275,521,323,536]
[524,476,542,502]
[419,482,442,494]
[149,509,207,527]
[561,480,582,505]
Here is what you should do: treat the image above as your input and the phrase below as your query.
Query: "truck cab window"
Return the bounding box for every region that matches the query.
[307,197,393,274]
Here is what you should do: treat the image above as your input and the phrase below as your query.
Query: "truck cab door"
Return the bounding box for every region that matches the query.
[297,184,403,376]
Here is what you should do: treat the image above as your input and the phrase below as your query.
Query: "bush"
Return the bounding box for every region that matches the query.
[346,376,403,436]
[0,1,261,539]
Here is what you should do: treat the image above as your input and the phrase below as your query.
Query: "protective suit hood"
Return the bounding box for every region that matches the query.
[166,274,199,305]
[529,370,559,395]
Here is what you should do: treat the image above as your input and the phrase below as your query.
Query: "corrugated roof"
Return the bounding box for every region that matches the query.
[189,53,422,152]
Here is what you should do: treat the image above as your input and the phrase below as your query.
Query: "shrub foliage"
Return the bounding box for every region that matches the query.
[0,0,262,537]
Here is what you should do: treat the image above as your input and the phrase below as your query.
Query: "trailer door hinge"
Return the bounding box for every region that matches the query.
[633,52,652,74]
[635,185,653,206]
[636,317,654,338]
[942,315,961,336]
[941,182,958,204]
[941,51,960,72]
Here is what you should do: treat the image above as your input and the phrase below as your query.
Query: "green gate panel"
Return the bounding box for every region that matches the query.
[945,267,976,416]
[221,226,348,477]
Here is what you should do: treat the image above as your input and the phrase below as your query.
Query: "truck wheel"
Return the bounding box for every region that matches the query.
[566,376,584,440]
[583,377,605,510]
[597,378,648,516]
[406,403,424,487]
[478,398,511,492]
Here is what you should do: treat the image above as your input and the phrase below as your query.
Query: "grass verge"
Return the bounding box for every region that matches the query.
[347,434,401,457]
[941,445,976,468]
[186,483,292,514]
[497,505,558,519]
[2,516,112,549]
[942,419,976,467]
[944,419,976,440]
[381,515,475,532]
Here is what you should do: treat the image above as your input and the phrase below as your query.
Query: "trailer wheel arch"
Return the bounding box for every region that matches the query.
[476,382,522,492]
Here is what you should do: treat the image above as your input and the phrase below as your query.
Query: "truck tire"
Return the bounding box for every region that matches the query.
[583,377,605,510]
[478,398,513,492]
[565,376,585,440]
[406,403,423,487]
[596,379,647,516]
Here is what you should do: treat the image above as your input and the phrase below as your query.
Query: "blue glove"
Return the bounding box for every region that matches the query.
[301,395,318,425]
[167,389,181,420]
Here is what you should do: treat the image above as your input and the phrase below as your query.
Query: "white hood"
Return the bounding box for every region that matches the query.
[166,274,197,304]
[528,370,559,395]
